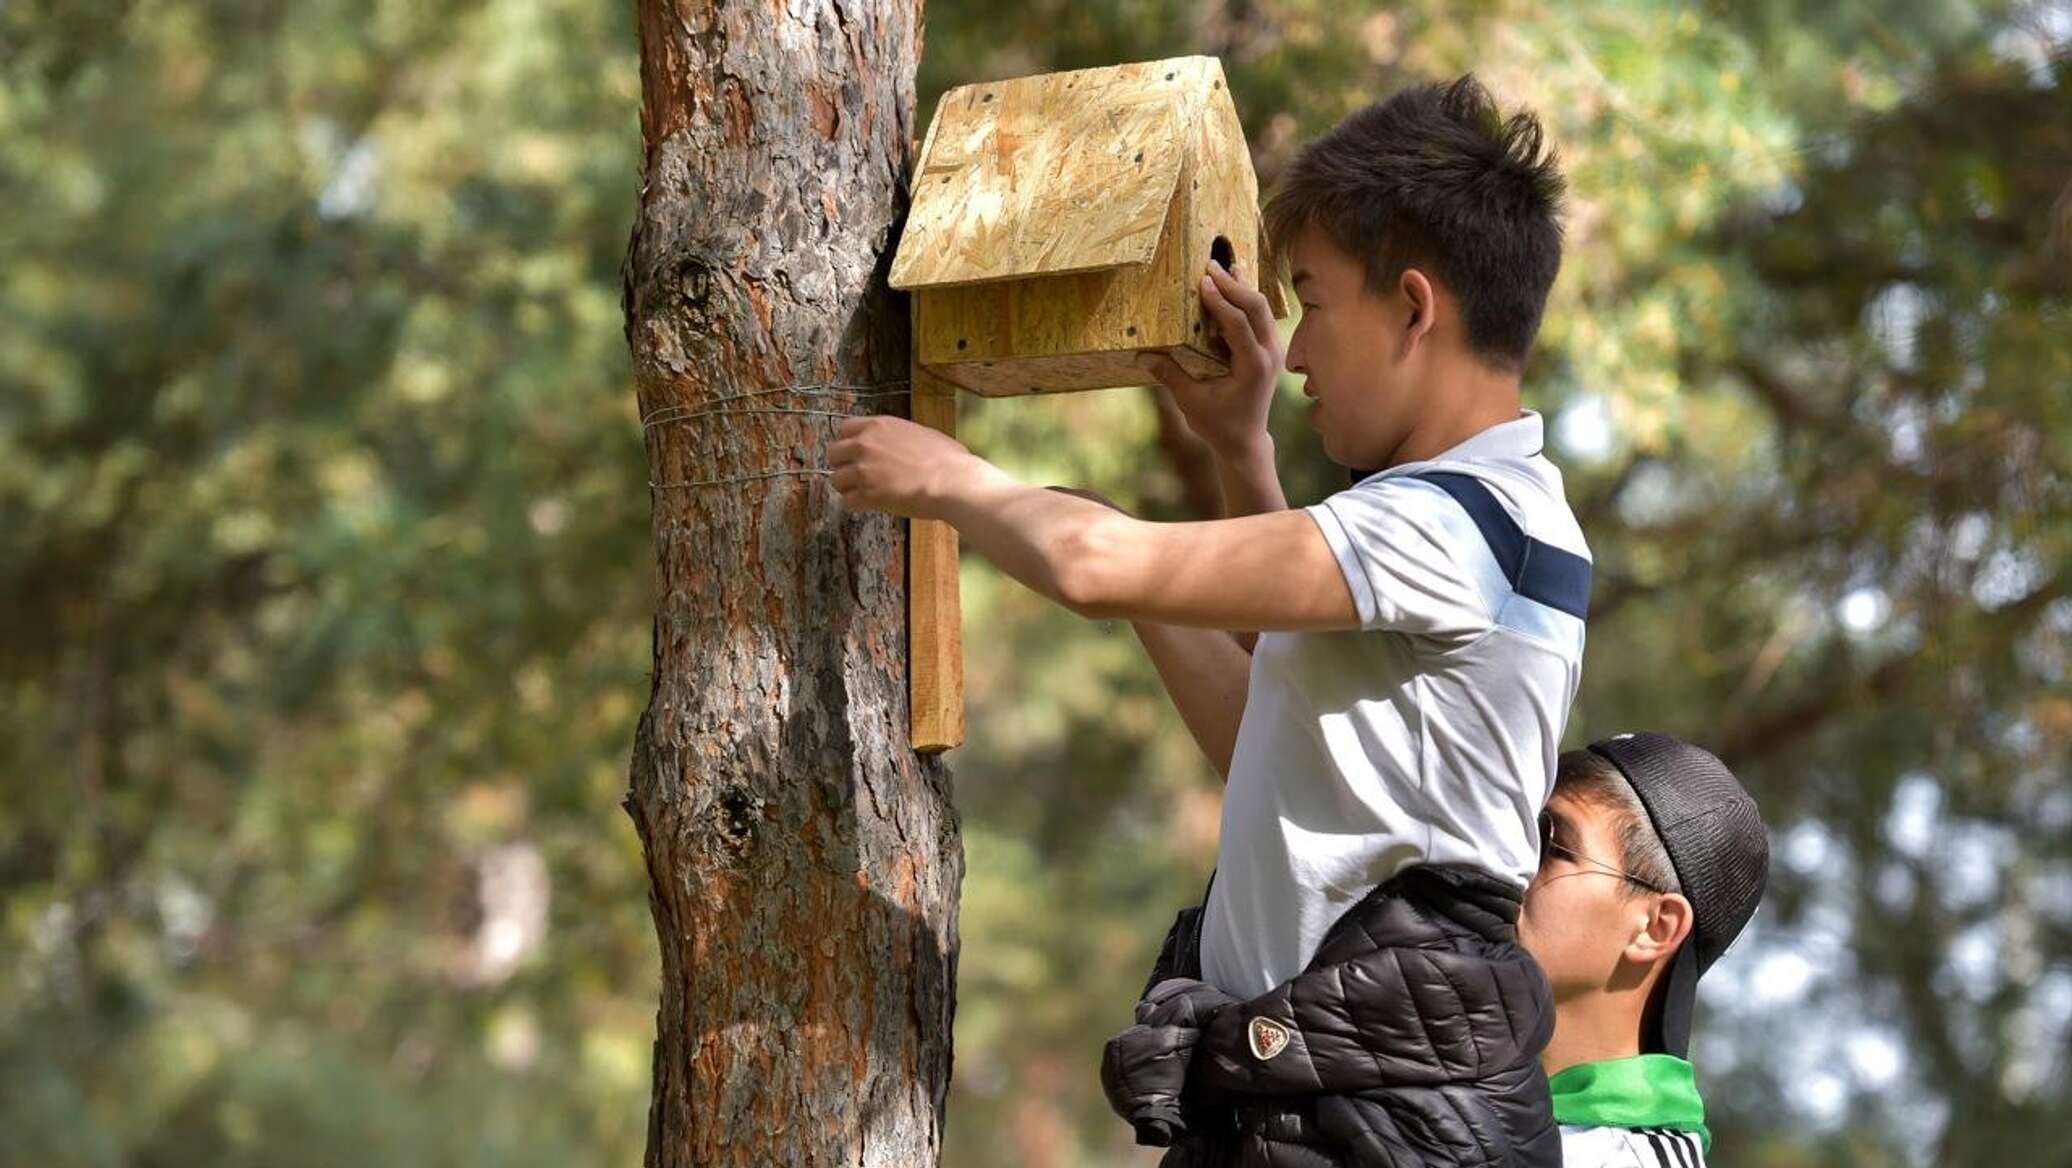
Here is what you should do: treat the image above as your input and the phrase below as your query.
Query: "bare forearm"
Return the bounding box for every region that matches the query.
[1211,437,1288,517]
[1130,619,1252,780]
[928,458,1356,632]
[1207,439,1284,653]
[933,461,1104,607]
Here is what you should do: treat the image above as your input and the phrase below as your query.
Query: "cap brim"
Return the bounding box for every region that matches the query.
[1644,940,1700,1058]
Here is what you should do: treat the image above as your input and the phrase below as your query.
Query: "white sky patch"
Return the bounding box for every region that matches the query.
[1885,774,1941,858]
[2048,597,2072,633]
[1945,923,2000,992]
[1553,393,1616,461]
[2035,970,2072,1038]
[1884,398,1928,466]
[2020,602,2072,681]
[2038,778,2072,833]
[1866,282,1927,370]
[1616,461,1695,526]
[298,116,380,220]
[1938,821,2008,909]
[318,140,380,220]
[1950,511,1992,560]
[1875,860,1917,912]
[1761,178,1805,215]
[1803,1072,1848,1121]
[2016,629,2066,685]
[1847,1031,1905,1086]
[1780,819,1841,878]
[2000,715,2041,756]
[2013,969,2072,1093]
[1838,585,1890,634]
[1750,949,1817,1005]
[1990,5,2072,84]
[1974,546,2048,609]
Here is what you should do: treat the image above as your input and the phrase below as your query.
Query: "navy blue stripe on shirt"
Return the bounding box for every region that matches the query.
[1407,471,1593,619]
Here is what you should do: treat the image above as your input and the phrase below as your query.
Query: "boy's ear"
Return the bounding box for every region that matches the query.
[1399,268,1437,351]
[1625,892,1695,967]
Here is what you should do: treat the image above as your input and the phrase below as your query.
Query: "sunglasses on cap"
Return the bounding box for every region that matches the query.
[1536,808,1675,896]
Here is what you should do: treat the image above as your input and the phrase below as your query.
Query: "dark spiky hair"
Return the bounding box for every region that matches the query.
[1263,75,1566,371]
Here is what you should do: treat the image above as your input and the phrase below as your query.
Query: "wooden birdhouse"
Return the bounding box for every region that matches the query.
[890,56,1287,396]
[894,56,1283,756]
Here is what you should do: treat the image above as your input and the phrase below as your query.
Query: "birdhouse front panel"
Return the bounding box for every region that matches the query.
[891,56,1285,398]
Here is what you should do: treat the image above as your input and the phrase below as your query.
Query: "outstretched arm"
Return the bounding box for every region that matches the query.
[828,424,1357,632]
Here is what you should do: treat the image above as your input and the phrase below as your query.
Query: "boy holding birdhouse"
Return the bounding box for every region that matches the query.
[834,74,1580,1167]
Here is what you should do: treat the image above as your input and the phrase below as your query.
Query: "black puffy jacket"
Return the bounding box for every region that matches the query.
[1100,864,1562,1167]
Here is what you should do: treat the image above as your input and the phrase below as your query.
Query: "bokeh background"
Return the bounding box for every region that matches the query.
[4,1,2068,1164]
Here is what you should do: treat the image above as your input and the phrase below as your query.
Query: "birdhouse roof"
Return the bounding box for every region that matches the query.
[890,56,1253,291]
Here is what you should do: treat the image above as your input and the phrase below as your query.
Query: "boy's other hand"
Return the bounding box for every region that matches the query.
[829,415,980,519]
[1135,258,1284,458]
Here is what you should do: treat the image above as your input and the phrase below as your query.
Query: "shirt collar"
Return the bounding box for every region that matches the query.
[1436,410,1545,464]
[1547,1054,1710,1151]
[1353,411,1546,486]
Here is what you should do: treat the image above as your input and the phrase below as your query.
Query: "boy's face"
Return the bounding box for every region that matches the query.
[1281,224,1438,469]
[1519,790,1664,1003]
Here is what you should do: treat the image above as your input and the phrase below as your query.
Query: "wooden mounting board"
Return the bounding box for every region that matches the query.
[907,357,964,752]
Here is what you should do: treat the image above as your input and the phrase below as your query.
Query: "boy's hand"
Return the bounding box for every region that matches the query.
[1135,259,1284,458]
[828,415,982,519]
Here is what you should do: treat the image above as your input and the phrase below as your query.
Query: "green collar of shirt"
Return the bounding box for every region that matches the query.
[1548,1055,1710,1152]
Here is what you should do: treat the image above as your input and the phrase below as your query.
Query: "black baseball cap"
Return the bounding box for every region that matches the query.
[1585,732,1770,1059]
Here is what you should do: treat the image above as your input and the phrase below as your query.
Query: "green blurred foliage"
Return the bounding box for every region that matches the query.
[2,0,654,1162]
[2,1,2066,1166]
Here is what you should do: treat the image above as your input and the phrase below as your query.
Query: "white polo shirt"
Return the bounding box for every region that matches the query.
[1199,411,1591,999]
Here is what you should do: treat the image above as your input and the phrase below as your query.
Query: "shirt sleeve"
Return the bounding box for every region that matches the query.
[1303,477,1497,637]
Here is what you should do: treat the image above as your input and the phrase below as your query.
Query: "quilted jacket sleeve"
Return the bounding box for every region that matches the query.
[1182,936,1553,1097]
[1100,978,1240,1146]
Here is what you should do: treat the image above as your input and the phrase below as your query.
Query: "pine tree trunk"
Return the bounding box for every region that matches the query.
[620,3,958,1165]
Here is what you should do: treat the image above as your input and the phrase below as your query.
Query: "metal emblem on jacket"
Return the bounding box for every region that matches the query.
[1247,1016,1291,1061]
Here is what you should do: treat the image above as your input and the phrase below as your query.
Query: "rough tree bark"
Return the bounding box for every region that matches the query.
[620,2,959,1165]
